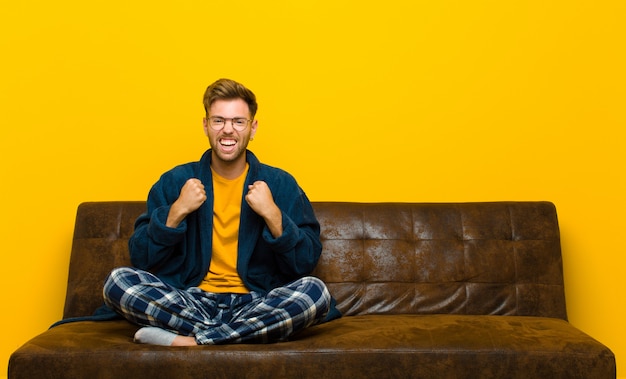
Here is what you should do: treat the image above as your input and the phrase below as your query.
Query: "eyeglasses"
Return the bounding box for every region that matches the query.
[207,116,251,131]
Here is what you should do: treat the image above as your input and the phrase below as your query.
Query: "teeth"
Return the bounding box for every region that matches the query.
[220,139,236,146]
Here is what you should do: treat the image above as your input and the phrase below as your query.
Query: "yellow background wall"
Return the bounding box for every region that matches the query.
[1,0,624,377]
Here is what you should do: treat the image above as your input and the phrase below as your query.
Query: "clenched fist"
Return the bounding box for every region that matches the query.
[245,181,283,238]
[167,178,206,228]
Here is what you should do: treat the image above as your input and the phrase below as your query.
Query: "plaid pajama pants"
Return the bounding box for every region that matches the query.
[103,267,331,345]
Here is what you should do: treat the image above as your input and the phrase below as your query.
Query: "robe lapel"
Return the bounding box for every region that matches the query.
[196,150,215,275]
[237,150,263,282]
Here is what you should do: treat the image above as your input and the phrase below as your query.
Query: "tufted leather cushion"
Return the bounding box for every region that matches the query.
[63,201,145,319]
[312,202,566,319]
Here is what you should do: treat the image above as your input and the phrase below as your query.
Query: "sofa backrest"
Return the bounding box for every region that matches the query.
[63,201,567,321]
[311,202,566,320]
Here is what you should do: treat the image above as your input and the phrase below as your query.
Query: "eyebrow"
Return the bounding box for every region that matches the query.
[208,115,249,119]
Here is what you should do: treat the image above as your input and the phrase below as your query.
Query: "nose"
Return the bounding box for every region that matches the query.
[222,119,237,132]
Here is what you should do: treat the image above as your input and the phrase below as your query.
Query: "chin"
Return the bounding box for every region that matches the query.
[213,149,245,163]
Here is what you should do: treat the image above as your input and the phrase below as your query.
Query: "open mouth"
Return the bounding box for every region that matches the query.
[218,138,238,152]
[220,138,236,147]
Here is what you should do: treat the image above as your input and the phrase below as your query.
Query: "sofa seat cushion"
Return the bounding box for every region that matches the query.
[10,315,614,379]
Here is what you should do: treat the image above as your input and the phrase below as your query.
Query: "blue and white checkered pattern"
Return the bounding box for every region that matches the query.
[103,267,331,345]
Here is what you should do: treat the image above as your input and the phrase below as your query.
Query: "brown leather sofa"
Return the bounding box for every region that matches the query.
[9,201,615,378]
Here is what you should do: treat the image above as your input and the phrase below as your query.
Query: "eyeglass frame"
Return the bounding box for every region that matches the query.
[206,115,253,132]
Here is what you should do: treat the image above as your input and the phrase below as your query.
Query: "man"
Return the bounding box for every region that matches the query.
[103,78,338,346]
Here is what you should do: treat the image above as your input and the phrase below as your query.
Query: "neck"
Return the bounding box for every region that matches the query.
[210,153,247,180]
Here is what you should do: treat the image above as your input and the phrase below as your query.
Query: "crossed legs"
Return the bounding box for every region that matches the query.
[103,267,331,345]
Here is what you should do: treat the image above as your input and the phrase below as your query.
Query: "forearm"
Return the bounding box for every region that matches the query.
[166,201,189,228]
[262,205,283,238]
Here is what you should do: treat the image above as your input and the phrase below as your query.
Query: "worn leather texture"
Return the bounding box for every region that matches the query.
[9,201,616,378]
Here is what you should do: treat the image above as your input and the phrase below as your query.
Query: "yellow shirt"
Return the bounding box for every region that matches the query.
[199,164,250,294]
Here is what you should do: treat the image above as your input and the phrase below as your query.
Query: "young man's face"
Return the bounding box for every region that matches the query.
[203,98,258,169]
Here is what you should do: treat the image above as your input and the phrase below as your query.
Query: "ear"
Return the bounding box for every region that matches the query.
[250,119,258,139]
[202,117,209,136]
